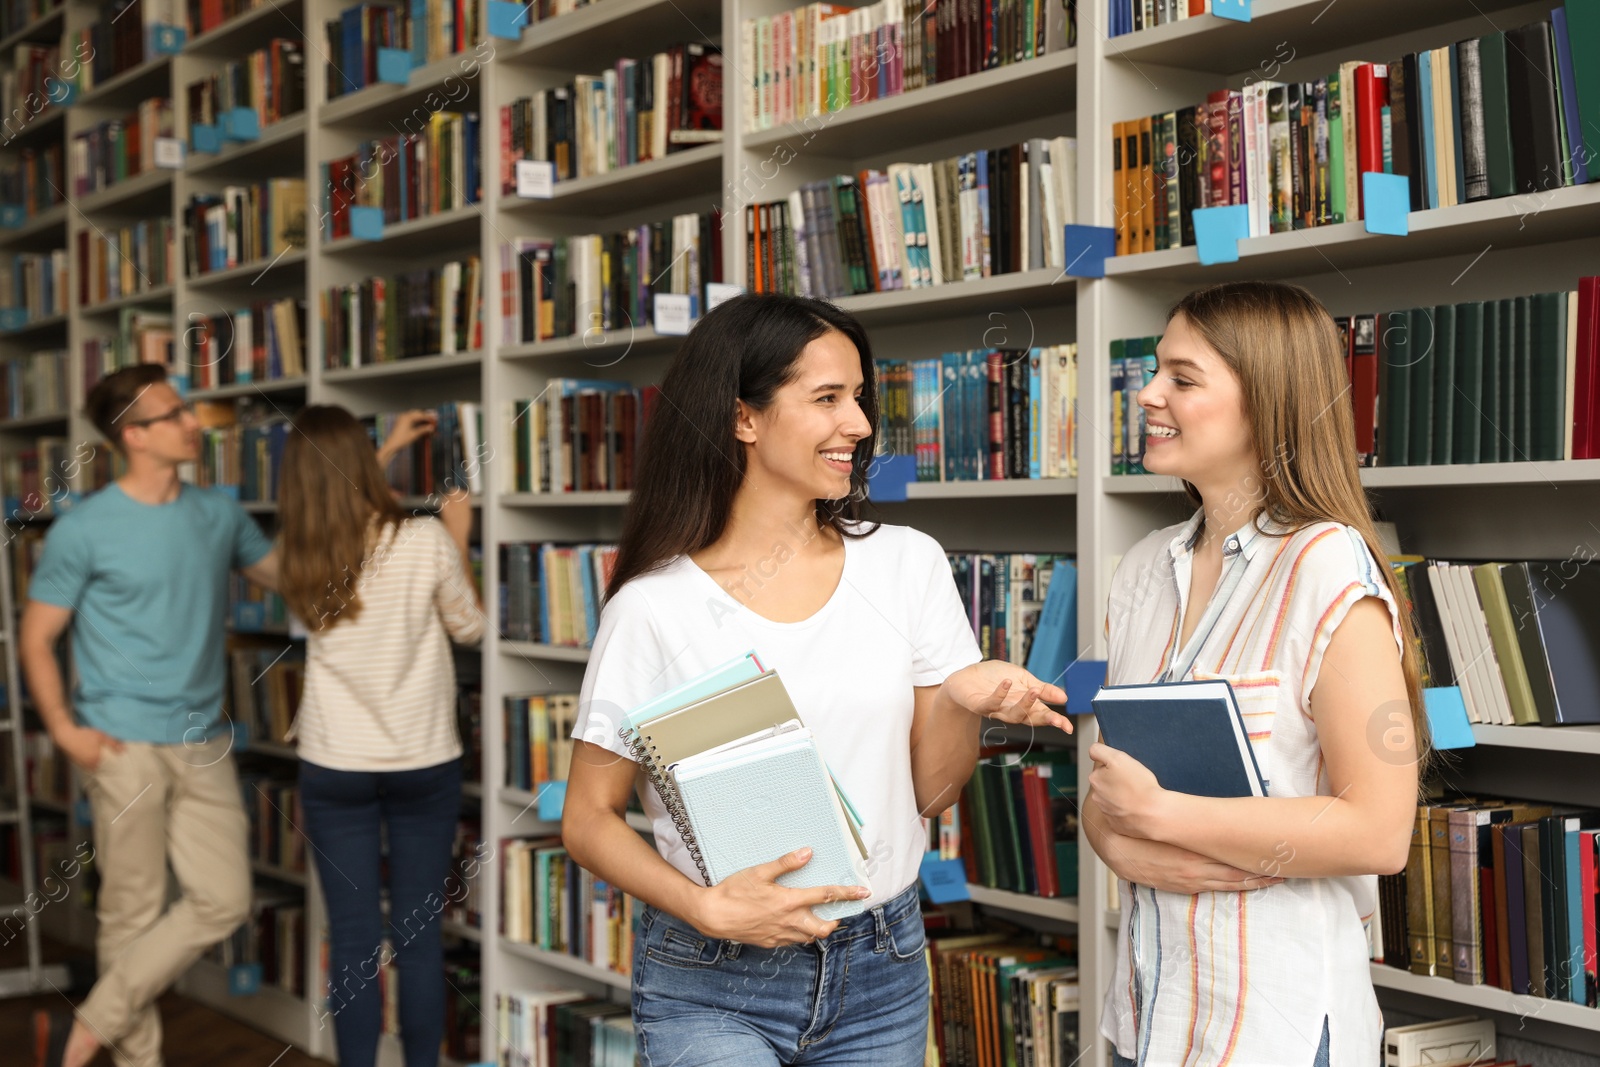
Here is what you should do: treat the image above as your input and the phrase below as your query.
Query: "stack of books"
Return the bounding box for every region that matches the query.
[193,400,290,503]
[185,38,306,131]
[0,347,69,419]
[320,115,482,238]
[0,250,69,326]
[0,146,65,220]
[186,298,308,390]
[366,402,484,497]
[183,180,309,276]
[71,99,174,198]
[928,933,1079,1067]
[494,990,633,1067]
[502,383,656,495]
[75,218,176,307]
[228,642,303,747]
[498,543,618,646]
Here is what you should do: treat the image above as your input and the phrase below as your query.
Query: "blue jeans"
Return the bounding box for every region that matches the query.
[632,883,929,1066]
[1111,1014,1331,1067]
[300,758,462,1067]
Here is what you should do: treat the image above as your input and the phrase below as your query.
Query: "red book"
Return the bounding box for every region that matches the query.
[1479,865,1500,989]
[1189,0,1207,14]
[1351,313,1378,461]
[1203,91,1231,207]
[1574,277,1599,459]
[1580,830,1597,1001]
[1020,767,1058,897]
[1353,62,1390,214]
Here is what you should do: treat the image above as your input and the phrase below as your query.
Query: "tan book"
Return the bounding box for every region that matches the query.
[1408,806,1435,975]
[1472,564,1541,725]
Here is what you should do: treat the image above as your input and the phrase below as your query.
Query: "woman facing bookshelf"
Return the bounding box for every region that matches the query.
[563,292,1069,1065]
[1084,281,1431,1067]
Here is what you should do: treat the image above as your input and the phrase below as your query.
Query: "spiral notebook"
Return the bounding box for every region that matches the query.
[619,664,867,887]
[671,726,871,919]
[1090,679,1268,798]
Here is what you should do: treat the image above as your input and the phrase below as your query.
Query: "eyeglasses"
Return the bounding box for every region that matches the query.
[124,401,194,429]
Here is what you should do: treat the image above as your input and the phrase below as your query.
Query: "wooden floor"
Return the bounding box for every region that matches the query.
[0,940,327,1067]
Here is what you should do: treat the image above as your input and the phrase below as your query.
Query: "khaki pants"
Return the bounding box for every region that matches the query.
[77,736,251,1067]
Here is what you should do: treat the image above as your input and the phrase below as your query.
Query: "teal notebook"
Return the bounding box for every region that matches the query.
[671,727,871,920]
[619,651,764,730]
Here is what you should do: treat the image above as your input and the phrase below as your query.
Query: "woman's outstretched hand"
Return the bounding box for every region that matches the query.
[944,660,1071,732]
[377,409,438,466]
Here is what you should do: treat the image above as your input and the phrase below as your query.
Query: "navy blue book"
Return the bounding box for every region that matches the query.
[1091,679,1268,798]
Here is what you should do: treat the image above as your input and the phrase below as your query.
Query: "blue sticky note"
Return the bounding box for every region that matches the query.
[223,108,260,141]
[919,852,971,904]
[1423,687,1475,750]
[487,1,529,39]
[1211,0,1250,21]
[1062,659,1108,717]
[228,962,262,996]
[349,206,385,241]
[191,124,222,154]
[149,24,186,55]
[537,781,567,822]
[377,47,412,85]
[867,452,916,502]
[0,308,28,331]
[1062,224,1118,277]
[0,204,22,229]
[1362,171,1410,236]
[1191,204,1251,265]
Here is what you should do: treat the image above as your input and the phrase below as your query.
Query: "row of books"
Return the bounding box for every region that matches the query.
[1354,285,1598,466]
[67,0,184,93]
[0,250,68,324]
[71,98,173,200]
[1,348,68,421]
[324,0,480,99]
[498,542,617,647]
[75,218,176,310]
[1107,0,1212,36]
[1372,796,1599,1008]
[0,146,64,219]
[950,748,1079,901]
[1,41,70,137]
[500,836,637,977]
[0,0,61,38]
[183,0,265,38]
[1108,335,1155,475]
[82,308,173,397]
[369,402,485,497]
[445,815,483,930]
[195,402,288,504]
[320,257,483,368]
[321,113,482,240]
[748,139,1079,300]
[185,38,305,132]
[949,553,1078,683]
[229,572,289,632]
[204,890,306,997]
[503,384,657,496]
[498,213,721,345]
[20,731,69,808]
[927,930,1080,1067]
[0,436,75,517]
[1111,13,1599,256]
[741,0,1075,133]
[503,692,578,791]
[495,990,634,1067]
[1396,558,1600,728]
[441,953,484,1062]
[228,641,303,748]
[186,298,308,390]
[243,776,306,875]
[498,44,723,187]
[878,346,1079,484]
[183,181,308,277]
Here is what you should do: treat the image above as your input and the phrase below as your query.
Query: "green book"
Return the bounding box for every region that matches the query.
[1478,33,1518,198]
[1568,2,1600,180]
[1109,338,1126,475]
[1482,298,1509,463]
[1381,309,1412,466]
[967,765,997,889]
[1453,301,1485,464]
[1430,305,1456,464]
[1408,308,1435,466]
[1162,111,1181,249]
[1328,68,1347,224]
[1513,295,1532,461]
[1529,291,1567,462]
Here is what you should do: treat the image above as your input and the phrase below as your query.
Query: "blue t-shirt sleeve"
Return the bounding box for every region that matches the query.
[229,498,274,568]
[28,517,91,609]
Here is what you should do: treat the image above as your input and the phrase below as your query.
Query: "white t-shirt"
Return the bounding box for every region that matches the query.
[570,521,982,906]
[293,517,485,771]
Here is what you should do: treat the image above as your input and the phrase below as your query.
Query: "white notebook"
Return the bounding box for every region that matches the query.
[670,727,870,920]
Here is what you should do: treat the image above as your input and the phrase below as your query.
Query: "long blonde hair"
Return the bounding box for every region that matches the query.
[278,405,409,630]
[1170,281,1431,765]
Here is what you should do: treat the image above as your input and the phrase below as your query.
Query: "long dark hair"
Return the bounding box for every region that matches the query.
[607,292,880,598]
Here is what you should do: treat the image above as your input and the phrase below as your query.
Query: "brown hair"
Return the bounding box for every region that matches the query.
[1170,281,1431,765]
[277,405,408,631]
[85,364,168,453]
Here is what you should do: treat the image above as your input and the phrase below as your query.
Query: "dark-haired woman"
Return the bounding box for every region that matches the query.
[563,293,1069,1066]
[277,407,484,1067]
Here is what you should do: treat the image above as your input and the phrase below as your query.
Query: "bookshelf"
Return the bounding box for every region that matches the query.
[1,0,1593,1065]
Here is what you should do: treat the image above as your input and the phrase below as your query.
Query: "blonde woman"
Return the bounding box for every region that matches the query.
[1085,282,1428,1067]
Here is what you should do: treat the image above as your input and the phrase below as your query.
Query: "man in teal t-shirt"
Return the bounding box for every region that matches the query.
[22,364,279,1067]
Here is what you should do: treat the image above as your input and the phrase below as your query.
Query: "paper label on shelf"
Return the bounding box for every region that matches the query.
[1362,172,1410,236]
[919,851,971,904]
[515,158,555,199]
[1062,224,1118,278]
[191,124,222,154]
[44,76,76,106]
[222,108,260,142]
[153,137,185,169]
[228,962,262,996]
[148,24,186,55]
[487,0,530,39]
[0,308,28,331]
[349,206,385,241]
[705,282,744,310]
[1212,0,1250,20]
[377,47,412,85]
[0,204,24,229]
[537,781,567,821]
[1192,204,1251,265]
[653,292,693,335]
[1422,687,1475,750]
